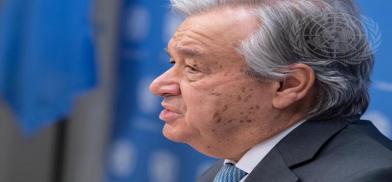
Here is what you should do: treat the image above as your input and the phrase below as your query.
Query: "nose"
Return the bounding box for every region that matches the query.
[149,69,181,97]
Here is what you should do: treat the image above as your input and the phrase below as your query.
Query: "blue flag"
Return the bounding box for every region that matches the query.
[105,0,214,182]
[0,0,96,135]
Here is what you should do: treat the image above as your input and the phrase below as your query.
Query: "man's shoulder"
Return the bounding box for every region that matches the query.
[321,119,392,163]
[292,119,392,181]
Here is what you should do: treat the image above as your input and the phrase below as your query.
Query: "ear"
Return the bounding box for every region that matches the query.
[272,63,315,109]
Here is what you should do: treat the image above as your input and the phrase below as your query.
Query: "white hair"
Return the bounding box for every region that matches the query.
[170,0,374,120]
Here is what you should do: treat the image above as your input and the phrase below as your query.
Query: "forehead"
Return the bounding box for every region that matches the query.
[168,7,259,58]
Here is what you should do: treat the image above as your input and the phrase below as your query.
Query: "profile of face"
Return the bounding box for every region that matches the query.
[149,7,313,160]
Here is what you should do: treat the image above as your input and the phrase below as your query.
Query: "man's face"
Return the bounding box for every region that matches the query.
[150,8,280,160]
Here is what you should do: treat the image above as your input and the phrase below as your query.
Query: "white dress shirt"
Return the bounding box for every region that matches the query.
[224,121,305,182]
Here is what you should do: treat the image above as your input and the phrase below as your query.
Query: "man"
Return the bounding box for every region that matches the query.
[149,0,392,181]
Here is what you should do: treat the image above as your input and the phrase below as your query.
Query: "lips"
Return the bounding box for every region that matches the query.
[159,103,183,122]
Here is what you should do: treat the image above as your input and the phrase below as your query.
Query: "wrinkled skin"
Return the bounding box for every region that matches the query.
[149,7,309,161]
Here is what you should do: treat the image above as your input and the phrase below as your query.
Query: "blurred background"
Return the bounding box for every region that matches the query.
[0,0,390,182]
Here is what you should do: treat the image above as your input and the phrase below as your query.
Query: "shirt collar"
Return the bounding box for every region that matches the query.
[224,120,305,174]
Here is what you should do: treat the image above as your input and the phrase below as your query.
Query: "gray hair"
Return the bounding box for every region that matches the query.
[170,0,374,120]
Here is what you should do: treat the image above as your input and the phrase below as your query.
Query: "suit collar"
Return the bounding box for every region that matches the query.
[245,118,352,182]
[276,118,351,167]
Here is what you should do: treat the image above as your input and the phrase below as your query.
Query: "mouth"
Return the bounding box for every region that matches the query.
[159,103,183,123]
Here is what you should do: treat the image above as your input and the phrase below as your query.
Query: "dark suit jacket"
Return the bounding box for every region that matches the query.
[198,117,392,182]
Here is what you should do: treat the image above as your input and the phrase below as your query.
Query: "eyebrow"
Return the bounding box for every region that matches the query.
[164,46,205,59]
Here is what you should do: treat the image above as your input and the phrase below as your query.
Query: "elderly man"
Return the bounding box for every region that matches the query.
[149,0,392,181]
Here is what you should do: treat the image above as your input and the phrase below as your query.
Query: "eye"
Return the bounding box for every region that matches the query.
[185,65,200,73]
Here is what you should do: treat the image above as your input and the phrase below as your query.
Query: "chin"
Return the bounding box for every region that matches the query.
[162,125,190,143]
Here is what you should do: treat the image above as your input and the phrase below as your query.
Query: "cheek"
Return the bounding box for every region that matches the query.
[179,77,272,137]
[182,88,218,124]
[211,92,259,128]
[181,85,250,135]
[180,83,226,131]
